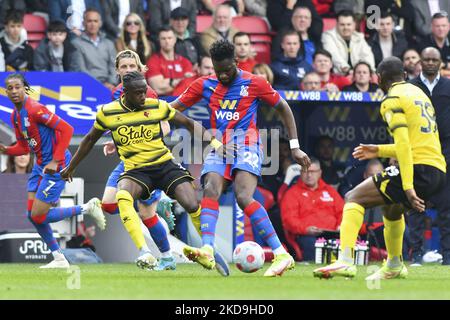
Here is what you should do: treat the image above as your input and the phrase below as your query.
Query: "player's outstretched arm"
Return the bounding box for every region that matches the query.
[61,126,104,182]
[170,110,235,158]
[274,98,311,169]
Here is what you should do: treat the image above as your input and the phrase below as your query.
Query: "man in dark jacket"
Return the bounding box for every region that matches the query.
[409,47,450,266]
[368,11,408,67]
[270,30,313,90]
[34,20,80,71]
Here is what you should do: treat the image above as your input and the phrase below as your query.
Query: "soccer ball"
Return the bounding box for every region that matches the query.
[233,241,265,273]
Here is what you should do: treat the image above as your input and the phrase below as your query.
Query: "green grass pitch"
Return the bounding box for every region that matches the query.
[1,263,450,300]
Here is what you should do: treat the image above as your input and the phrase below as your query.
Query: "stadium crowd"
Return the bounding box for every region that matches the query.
[2,0,450,265]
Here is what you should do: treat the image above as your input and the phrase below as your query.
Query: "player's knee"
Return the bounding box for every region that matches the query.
[203,185,221,200]
[235,193,252,209]
[184,201,199,214]
[28,212,47,225]
[116,190,133,203]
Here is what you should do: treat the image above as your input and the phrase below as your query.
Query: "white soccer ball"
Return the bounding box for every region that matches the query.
[233,241,265,273]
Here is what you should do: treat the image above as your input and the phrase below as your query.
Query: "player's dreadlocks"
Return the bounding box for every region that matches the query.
[5,73,34,94]
[210,39,235,62]
[122,71,145,89]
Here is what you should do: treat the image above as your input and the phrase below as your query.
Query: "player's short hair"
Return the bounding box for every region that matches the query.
[5,10,24,25]
[337,10,355,21]
[233,32,250,43]
[313,49,332,61]
[354,61,373,75]
[47,20,67,33]
[122,71,145,89]
[5,73,33,93]
[210,39,235,61]
[377,56,404,79]
[115,49,148,73]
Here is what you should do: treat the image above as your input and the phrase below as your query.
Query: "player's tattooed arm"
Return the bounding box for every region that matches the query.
[274,98,311,169]
[61,127,104,181]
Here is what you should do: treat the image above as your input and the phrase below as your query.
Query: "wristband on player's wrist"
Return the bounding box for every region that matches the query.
[210,138,223,150]
[289,139,300,150]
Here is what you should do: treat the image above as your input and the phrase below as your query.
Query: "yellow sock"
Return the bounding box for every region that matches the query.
[339,202,365,263]
[189,206,202,236]
[383,215,405,264]
[116,190,146,250]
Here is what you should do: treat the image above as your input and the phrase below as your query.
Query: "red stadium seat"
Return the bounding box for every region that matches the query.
[24,14,47,49]
[249,34,272,43]
[231,16,271,34]
[196,15,213,33]
[252,42,271,64]
[323,17,336,32]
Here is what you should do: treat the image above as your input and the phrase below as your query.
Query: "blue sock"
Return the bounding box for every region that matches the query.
[42,206,82,223]
[244,201,282,251]
[200,198,219,247]
[27,211,60,252]
[143,215,170,253]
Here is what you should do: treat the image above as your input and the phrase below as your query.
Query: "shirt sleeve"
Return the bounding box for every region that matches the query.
[254,75,281,107]
[93,106,108,132]
[32,105,61,129]
[176,77,204,108]
[381,97,414,190]
[160,101,177,121]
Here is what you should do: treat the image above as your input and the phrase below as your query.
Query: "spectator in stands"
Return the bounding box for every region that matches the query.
[322,10,375,76]
[115,13,152,64]
[0,11,34,71]
[0,0,48,30]
[272,6,319,65]
[342,61,381,93]
[368,11,408,67]
[100,0,143,40]
[148,0,197,43]
[419,11,450,78]
[200,3,239,55]
[403,48,421,80]
[49,0,103,37]
[146,27,194,96]
[172,55,214,95]
[365,0,416,46]
[267,0,323,43]
[411,0,450,39]
[280,157,344,261]
[243,0,267,17]
[34,20,79,71]
[312,49,351,91]
[301,71,321,91]
[270,29,313,90]
[170,7,202,68]
[71,8,117,89]
[233,32,256,72]
[2,146,33,174]
[314,135,344,189]
[199,0,245,16]
[252,63,274,84]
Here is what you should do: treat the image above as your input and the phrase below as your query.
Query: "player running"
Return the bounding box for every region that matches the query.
[0,73,105,269]
[171,40,311,277]
[61,72,229,274]
[313,57,447,280]
[102,50,176,271]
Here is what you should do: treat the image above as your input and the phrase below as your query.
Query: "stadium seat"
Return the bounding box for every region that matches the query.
[252,42,271,64]
[284,230,303,261]
[24,14,47,49]
[196,15,213,33]
[323,17,336,32]
[231,16,271,34]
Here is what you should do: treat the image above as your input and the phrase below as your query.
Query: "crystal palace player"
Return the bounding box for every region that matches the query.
[0,73,105,269]
[171,40,311,277]
[313,57,447,280]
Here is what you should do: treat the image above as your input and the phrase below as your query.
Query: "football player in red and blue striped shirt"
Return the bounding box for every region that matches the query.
[0,73,106,269]
[171,40,311,277]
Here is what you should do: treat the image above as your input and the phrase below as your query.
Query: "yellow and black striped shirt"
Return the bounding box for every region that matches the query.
[378,81,446,189]
[94,97,176,171]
